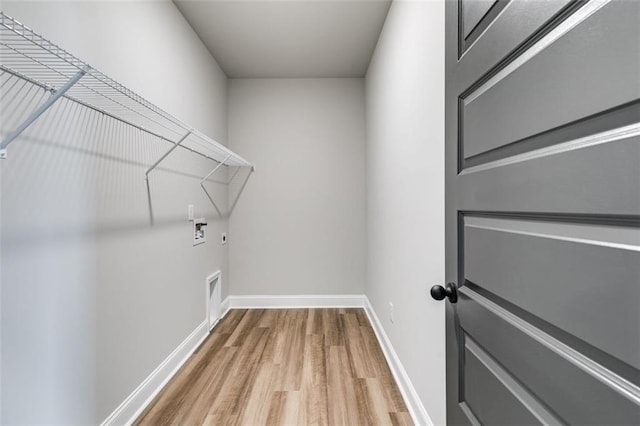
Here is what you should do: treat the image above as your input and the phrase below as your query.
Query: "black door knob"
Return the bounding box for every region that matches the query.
[430,282,458,303]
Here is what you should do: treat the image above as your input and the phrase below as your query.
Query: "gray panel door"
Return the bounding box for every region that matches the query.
[442,0,640,424]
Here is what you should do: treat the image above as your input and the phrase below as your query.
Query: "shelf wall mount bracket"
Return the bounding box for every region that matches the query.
[0,65,90,159]
[200,154,232,217]
[144,130,192,179]
[228,166,254,216]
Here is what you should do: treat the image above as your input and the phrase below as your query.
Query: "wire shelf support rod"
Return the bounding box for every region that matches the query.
[0,65,90,159]
[144,131,192,179]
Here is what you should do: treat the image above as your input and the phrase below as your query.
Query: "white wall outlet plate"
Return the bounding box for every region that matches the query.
[221,232,227,245]
[188,204,194,221]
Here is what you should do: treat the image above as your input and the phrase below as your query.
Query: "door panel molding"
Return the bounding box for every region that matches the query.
[461,102,640,172]
[461,211,640,226]
[455,0,573,87]
[459,212,640,242]
[461,0,498,39]
[462,0,610,104]
[458,402,481,426]
[459,0,639,165]
[458,0,509,57]
[465,215,640,252]
[459,286,640,407]
[463,219,640,368]
[456,134,640,214]
[464,336,561,425]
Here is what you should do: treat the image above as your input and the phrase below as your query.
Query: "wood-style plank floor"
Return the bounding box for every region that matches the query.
[135,308,413,425]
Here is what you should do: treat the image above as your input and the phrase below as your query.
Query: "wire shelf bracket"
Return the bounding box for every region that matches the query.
[200,155,232,217]
[145,130,192,179]
[0,65,89,159]
[200,156,254,217]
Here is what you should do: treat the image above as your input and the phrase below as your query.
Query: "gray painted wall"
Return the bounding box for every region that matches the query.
[0,2,229,423]
[227,78,366,296]
[365,1,446,424]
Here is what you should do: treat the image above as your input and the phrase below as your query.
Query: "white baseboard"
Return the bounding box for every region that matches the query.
[364,298,433,426]
[100,320,210,426]
[221,295,231,317]
[224,294,367,309]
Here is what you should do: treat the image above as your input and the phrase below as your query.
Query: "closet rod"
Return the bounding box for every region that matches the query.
[0,66,88,159]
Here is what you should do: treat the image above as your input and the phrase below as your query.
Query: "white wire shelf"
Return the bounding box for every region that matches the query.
[0,12,253,171]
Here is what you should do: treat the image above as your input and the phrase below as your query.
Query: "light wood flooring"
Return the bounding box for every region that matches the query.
[135,308,413,425]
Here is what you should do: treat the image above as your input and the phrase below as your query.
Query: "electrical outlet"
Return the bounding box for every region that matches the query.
[188,204,194,221]
[389,302,394,323]
[221,232,227,245]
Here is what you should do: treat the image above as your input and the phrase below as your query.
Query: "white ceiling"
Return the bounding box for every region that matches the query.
[173,0,392,78]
